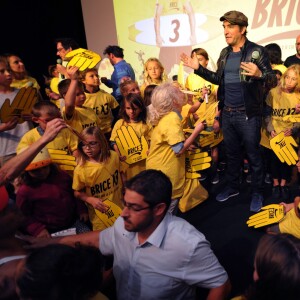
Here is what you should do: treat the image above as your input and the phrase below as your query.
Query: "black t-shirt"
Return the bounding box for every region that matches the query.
[284,55,300,67]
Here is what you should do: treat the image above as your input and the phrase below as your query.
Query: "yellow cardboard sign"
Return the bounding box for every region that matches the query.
[0,87,37,123]
[185,149,211,179]
[48,149,77,172]
[194,101,219,125]
[65,48,101,71]
[200,131,223,148]
[247,204,285,228]
[270,132,298,165]
[115,125,148,164]
[94,199,122,227]
[282,114,300,122]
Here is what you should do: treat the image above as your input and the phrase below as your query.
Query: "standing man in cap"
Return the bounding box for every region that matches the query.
[181,11,277,212]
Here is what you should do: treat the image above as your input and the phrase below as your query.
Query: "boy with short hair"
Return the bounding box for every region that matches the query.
[58,66,101,133]
[17,101,78,156]
[80,68,119,140]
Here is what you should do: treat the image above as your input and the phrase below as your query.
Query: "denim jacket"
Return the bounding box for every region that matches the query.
[194,39,277,118]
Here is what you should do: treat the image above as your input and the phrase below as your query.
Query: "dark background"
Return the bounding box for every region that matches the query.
[1,0,87,98]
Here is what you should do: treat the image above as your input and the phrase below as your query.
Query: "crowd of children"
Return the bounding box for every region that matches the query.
[1,43,300,232]
[1,40,300,299]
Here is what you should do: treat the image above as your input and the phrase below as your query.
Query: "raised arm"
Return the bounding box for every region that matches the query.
[154,2,164,46]
[64,66,80,119]
[184,0,196,45]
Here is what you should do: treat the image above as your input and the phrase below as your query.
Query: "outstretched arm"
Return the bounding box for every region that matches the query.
[22,230,100,250]
[0,118,66,185]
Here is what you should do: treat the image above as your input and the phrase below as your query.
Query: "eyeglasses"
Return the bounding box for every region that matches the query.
[122,199,152,212]
[79,141,99,149]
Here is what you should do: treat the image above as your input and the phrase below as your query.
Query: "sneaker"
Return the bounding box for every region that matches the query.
[211,173,220,185]
[216,186,239,202]
[243,162,249,173]
[264,173,272,184]
[272,185,281,200]
[217,162,226,172]
[281,186,289,201]
[246,174,252,183]
[199,174,207,182]
[250,193,263,212]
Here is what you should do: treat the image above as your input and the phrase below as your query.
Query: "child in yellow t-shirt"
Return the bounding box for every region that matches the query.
[111,93,152,180]
[185,48,220,184]
[80,68,119,140]
[73,126,125,231]
[146,82,206,213]
[140,58,167,96]
[265,64,300,201]
[17,101,78,156]
[58,66,101,134]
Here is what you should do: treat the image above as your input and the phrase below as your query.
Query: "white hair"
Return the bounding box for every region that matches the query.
[148,82,186,125]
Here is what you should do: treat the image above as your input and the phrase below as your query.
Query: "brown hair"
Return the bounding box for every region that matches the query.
[77,127,110,165]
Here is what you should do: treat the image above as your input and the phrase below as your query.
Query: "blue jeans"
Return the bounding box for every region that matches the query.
[222,109,264,193]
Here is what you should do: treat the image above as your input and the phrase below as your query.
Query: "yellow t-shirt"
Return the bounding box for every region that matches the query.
[16,127,78,154]
[279,205,300,239]
[62,106,101,133]
[72,151,123,231]
[50,77,60,94]
[265,87,300,134]
[146,111,185,198]
[185,73,218,126]
[11,76,40,90]
[84,90,119,134]
[111,119,152,179]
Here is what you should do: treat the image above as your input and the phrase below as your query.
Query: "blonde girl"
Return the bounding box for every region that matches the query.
[140,58,167,96]
[265,64,300,201]
[73,126,124,231]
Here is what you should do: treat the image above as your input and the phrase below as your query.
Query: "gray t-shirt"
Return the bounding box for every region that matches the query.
[224,51,244,108]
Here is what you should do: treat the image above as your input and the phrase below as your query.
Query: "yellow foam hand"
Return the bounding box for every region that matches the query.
[0,87,37,123]
[199,131,223,148]
[247,204,285,228]
[115,125,148,164]
[270,132,298,165]
[211,131,223,147]
[183,129,211,134]
[194,101,219,125]
[185,149,212,179]
[48,149,77,171]
[65,48,101,71]
[200,132,215,148]
[94,199,122,227]
[282,114,300,122]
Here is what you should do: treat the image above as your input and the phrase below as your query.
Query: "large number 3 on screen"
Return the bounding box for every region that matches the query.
[169,19,180,42]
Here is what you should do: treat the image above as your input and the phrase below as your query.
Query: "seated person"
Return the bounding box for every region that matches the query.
[16,148,89,238]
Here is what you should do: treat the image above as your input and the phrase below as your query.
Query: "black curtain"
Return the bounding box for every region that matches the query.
[1,0,87,98]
